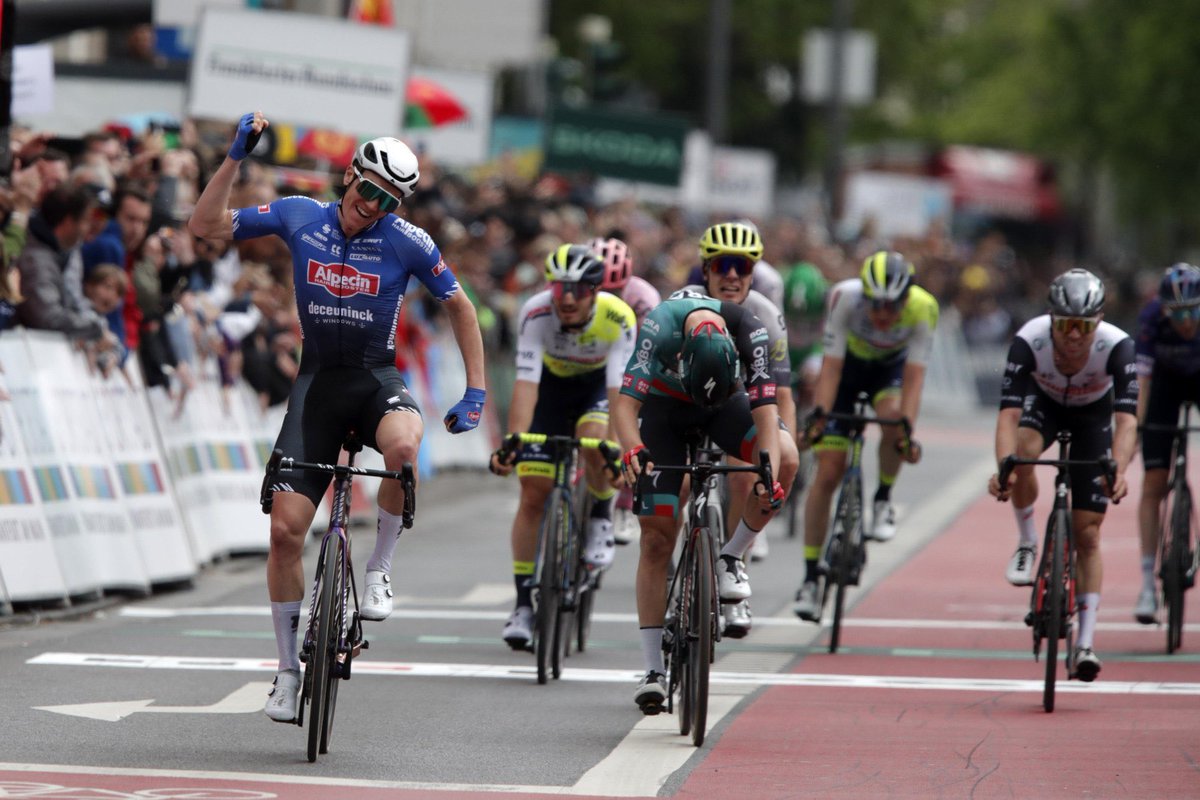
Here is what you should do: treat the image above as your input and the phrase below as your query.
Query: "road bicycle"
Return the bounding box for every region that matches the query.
[1142,402,1200,654]
[493,432,621,684]
[997,431,1115,713]
[642,437,773,747]
[810,395,911,654]
[261,435,415,762]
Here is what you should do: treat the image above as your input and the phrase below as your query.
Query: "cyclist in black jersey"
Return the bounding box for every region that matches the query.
[190,111,487,723]
[989,268,1138,682]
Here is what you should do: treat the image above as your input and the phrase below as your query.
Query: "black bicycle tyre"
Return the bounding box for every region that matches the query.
[306,538,339,761]
[552,494,573,679]
[1042,508,1067,713]
[535,493,562,685]
[689,510,717,747]
[1166,483,1191,654]
[576,566,596,653]
[676,530,695,737]
[829,476,860,655]
[318,542,344,755]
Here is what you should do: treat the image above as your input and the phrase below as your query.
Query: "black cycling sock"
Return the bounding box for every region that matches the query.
[804,558,820,583]
[874,485,892,504]
[590,495,614,520]
[514,574,533,608]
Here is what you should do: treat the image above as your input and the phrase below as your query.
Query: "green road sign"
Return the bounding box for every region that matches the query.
[543,105,688,186]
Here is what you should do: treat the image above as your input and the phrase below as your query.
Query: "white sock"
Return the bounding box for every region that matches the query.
[271,600,302,672]
[1014,504,1037,547]
[365,508,404,575]
[1141,555,1157,591]
[1076,592,1100,650]
[722,519,762,560]
[640,626,665,674]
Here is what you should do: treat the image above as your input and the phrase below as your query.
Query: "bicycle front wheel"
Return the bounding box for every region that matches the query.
[688,521,715,747]
[535,493,565,685]
[1041,508,1068,713]
[828,478,861,655]
[553,496,575,679]
[306,537,343,761]
[1165,483,1192,653]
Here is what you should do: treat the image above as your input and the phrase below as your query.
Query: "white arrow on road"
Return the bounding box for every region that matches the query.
[34,681,272,722]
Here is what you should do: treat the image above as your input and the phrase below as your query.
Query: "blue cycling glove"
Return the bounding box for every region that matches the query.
[444,387,486,434]
[228,112,263,161]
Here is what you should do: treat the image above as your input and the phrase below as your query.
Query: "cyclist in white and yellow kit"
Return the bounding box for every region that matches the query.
[490,244,637,649]
[794,251,938,621]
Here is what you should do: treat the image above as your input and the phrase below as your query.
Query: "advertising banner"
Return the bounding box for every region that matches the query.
[0,338,66,606]
[188,7,411,137]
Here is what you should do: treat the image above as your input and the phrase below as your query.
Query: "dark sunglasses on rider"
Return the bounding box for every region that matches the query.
[352,166,401,213]
[707,255,756,277]
[1168,305,1200,322]
[551,281,597,301]
[1051,315,1100,335]
[869,297,903,313]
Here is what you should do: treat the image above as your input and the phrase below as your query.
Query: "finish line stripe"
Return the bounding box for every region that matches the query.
[27,652,1200,696]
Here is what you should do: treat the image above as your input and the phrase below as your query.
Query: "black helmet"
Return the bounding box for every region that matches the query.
[679,321,740,408]
[1047,268,1105,317]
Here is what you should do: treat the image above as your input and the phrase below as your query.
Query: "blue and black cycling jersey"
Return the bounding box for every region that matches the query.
[232,196,460,371]
[1135,299,1200,377]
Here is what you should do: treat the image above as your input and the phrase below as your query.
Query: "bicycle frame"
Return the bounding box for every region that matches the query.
[261,440,415,760]
[1144,401,1200,653]
[650,440,773,747]
[499,432,621,684]
[998,431,1115,712]
[815,395,910,654]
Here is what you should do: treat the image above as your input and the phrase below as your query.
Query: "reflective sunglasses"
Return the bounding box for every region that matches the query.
[1051,315,1100,335]
[708,255,756,277]
[1167,305,1200,322]
[869,297,903,313]
[352,166,401,213]
[551,281,597,301]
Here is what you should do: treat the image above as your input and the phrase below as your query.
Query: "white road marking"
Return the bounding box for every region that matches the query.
[34,682,271,721]
[26,652,1200,695]
[117,606,1200,633]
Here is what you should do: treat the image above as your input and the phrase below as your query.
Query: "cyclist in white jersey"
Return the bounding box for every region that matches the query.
[989,268,1138,682]
[489,244,636,649]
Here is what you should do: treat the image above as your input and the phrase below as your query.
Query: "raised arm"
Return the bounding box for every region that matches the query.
[188,111,269,241]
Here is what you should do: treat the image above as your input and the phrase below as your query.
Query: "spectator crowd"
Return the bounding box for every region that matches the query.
[0,116,1163,421]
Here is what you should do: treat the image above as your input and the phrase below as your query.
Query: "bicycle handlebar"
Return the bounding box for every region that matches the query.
[996,453,1119,502]
[635,449,775,511]
[492,432,622,481]
[260,448,417,526]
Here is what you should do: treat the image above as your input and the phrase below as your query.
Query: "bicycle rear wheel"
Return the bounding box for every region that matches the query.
[828,477,861,655]
[535,494,564,685]
[306,537,342,761]
[552,494,574,679]
[673,532,694,737]
[1041,509,1067,713]
[1165,483,1192,653]
[688,517,716,747]
[576,567,597,653]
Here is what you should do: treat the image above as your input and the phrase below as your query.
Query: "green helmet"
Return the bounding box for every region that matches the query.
[679,321,741,408]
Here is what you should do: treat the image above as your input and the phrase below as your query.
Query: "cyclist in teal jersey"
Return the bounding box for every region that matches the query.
[613,292,784,713]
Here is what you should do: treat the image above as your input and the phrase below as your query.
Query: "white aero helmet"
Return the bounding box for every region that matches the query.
[354,137,419,198]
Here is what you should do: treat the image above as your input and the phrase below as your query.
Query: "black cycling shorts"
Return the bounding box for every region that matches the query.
[268,365,420,506]
[1018,391,1113,514]
[817,352,904,444]
[516,370,609,477]
[635,391,763,518]
[1141,367,1200,470]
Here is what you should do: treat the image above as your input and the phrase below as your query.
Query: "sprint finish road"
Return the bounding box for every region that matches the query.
[1,406,1196,799]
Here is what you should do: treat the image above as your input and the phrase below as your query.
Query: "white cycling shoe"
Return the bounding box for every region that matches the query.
[264,669,301,723]
[585,518,616,569]
[360,570,394,621]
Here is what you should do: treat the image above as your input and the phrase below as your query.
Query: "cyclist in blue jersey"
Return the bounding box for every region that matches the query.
[1134,263,1200,623]
[189,111,487,724]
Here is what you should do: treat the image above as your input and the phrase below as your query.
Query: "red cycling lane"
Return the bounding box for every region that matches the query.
[680,464,1199,800]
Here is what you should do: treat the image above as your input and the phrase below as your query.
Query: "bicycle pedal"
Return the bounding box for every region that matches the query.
[1023,611,1035,627]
